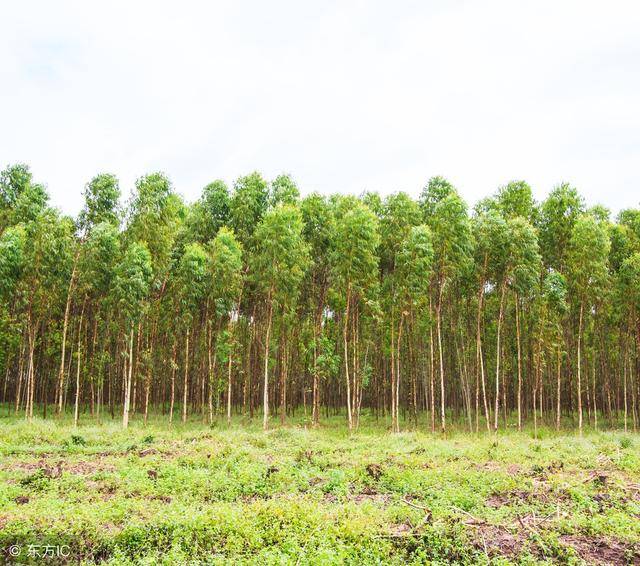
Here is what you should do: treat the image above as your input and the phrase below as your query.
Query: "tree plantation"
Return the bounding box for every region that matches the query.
[2,163,640,435]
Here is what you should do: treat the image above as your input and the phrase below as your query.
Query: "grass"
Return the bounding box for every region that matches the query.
[0,412,638,564]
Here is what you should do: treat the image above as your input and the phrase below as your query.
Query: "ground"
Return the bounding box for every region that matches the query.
[0,413,639,565]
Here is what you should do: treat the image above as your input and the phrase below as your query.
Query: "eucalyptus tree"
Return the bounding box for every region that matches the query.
[74,222,120,423]
[207,227,243,424]
[380,192,421,432]
[567,214,610,434]
[270,174,300,208]
[330,196,380,432]
[396,224,434,429]
[20,208,75,419]
[230,172,270,248]
[0,164,32,231]
[618,253,640,431]
[251,205,309,430]
[0,227,26,386]
[471,210,508,431]
[300,193,335,426]
[0,226,26,297]
[57,173,121,416]
[421,177,472,433]
[113,242,153,428]
[186,180,230,245]
[505,218,541,431]
[174,243,210,423]
[79,173,121,231]
[495,180,536,222]
[541,271,568,430]
[126,172,182,285]
[538,183,584,272]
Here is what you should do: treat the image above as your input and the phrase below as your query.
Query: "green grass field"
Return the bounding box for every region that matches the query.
[0,414,639,565]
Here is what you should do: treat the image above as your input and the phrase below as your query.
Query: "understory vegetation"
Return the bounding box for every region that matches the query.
[0,415,638,564]
[2,164,640,435]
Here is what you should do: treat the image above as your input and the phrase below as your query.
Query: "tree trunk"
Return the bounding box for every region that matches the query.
[122,325,134,428]
[263,288,274,431]
[436,281,446,433]
[343,284,353,433]
[493,282,506,433]
[577,301,584,435]
[515,294,523,431]
[57,254,79,414]
[73,300,86,428]
[182,327,190,424]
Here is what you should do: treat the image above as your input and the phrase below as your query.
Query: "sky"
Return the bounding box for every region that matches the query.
[1,0,639,216]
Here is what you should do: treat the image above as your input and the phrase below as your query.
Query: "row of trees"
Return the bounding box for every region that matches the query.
[1,164,639,433]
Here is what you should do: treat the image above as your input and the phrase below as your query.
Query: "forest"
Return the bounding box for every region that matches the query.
[1,163,639,435]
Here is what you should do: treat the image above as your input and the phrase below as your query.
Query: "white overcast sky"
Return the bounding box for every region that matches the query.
[1,1,639,216]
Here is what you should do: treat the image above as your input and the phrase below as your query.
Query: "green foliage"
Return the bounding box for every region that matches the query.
[186,180,231,244]
[567,214,610,304]
[496,180,536,221]
[208,226,243,315]
[113,242,153,325]
[175,242,209,324]
[79,222,120,299]
[619,252,640,314]
[230,172,269,246]
[419,176,455,220]
[428,188,472,284]
[330,196,380,303]
[397,224,434,308]
[0,225,26,297]
[79,173,121,231]
[252,204,309,307]
[126,172,182,282]
[270,174,300,207]
[538,183,584,271]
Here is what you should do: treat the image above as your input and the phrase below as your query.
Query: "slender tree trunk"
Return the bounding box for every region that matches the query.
[476,277,491,432]
[122,325,134,429]
[556,347,562,431]
[73,300,86,428]
[515,294,523,432]
[577,302,584,435]
[182,327,190,424]
[263,288,274,431]
[169,341,177,424]
[494,282,506,433]
[57,255,79,415]
[344,285,353,433]
[436,281,446,433]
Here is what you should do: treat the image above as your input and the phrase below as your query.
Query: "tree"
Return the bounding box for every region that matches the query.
[175,243,209,423]
[380,192,422,432]
[541,271,568,431]
[330,197,380,433]
[270,174,300,208]
[186,180,231,245]
[300,193,335,426]
[421,178,472,432]
[504,218,541,431]
[567,215,610,434]
[538,183,583,272]
[0,164,33,230]
[79,173,120,232]
[113,242,153,428]
[252,205,309,430]
[396,224,434,430]
[208,227,243,424]
[0,226,26,297]
[230,172,269,247]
